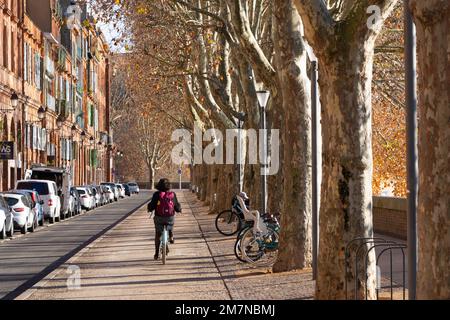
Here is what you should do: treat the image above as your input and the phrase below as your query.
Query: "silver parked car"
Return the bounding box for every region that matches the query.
[128,182,139,194]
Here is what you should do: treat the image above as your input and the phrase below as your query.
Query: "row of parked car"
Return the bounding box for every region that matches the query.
[0,180,140,239]
[74,182,140,212]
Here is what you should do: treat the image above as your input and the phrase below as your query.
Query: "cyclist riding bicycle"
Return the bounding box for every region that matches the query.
[147,178,182,260]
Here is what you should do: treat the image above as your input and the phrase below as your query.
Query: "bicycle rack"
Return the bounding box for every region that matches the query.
[345,237,407,300]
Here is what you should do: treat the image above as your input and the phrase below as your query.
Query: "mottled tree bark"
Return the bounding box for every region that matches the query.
[272,0,312,272]
[293,0,398,299]
[149,167,155,190]
[200,163,208,201]
[410,0,450,300]
[316,42,377,300]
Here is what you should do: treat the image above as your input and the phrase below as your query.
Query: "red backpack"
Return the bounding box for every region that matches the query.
[155,191,175,217]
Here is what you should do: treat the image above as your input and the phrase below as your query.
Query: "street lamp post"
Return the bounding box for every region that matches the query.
[404,0,418,300]
[70,124,77,185]
[80,130,86,184]
[256,90,270,215]
[56,116,64,167]
[98,140,103,183]
[89,136,94,184]
[10,92,19,188]
[311,60,320,281]
[237,112,246,193]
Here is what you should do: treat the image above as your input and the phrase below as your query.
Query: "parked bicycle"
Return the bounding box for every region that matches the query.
[239,213,280,266]
[229,193,280,266]
[215,193,249,236]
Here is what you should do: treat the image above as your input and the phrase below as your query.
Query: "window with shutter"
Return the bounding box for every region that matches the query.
[91,105,95,127]
[24,43,28,82]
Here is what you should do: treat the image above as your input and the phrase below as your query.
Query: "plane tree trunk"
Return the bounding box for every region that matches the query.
[410,0,450,299]
[272,0,312,272]
[293,0,398,299]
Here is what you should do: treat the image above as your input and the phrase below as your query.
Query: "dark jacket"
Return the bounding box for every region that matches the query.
[147,191,182,214]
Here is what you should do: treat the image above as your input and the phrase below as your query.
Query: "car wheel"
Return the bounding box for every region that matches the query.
[55,213,60,222]
[30,218,36,233]
[21,221,27,234]
[0,223,6,239]
[7,223,14,237]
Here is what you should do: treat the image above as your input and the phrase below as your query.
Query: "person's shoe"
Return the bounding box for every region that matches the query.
[154,253,159,260]
[169,237,174,244]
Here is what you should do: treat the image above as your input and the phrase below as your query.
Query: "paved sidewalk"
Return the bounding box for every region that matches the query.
[19,191,314,300]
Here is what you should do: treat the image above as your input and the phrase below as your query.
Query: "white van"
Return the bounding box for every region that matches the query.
[24,165,71,219]
[15,180,61,224]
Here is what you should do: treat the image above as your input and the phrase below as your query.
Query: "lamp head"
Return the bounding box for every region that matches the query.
[10,92,19,109]
[56,116,64,129]
[256,90,270,109]
[37,106,46,120]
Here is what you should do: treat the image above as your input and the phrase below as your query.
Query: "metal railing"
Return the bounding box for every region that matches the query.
[345,237,407,300]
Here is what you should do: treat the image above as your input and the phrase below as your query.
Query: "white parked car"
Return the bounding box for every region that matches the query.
[16,180,61,224]
[116,184,125,198]
[90,186,102,207]
[101,183,119,201]
[104,185,115,203]
[76,187,95,211]
[0,195,13,238]
[2,192,37,234]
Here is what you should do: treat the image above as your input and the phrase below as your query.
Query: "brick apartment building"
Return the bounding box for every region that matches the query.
[0,0,113,190]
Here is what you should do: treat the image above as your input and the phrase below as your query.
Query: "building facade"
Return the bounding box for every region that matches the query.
[0,0,112,191]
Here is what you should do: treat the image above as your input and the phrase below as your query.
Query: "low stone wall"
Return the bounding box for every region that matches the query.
[373,196,407,240]
[137,181,191,190]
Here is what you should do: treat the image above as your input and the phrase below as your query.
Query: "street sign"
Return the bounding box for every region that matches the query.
[0,142,14,160]
[178,168,182,175]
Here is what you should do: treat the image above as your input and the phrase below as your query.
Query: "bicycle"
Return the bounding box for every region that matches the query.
[232,194,281,266]
[149,211,171,265]
[239,214,280,266]
[215,193,249,236]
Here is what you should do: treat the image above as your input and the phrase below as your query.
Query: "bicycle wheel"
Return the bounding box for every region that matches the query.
[240,227,279,266]
[161,228,168,265]
[215,210,242,236]
[234,225,252,262]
